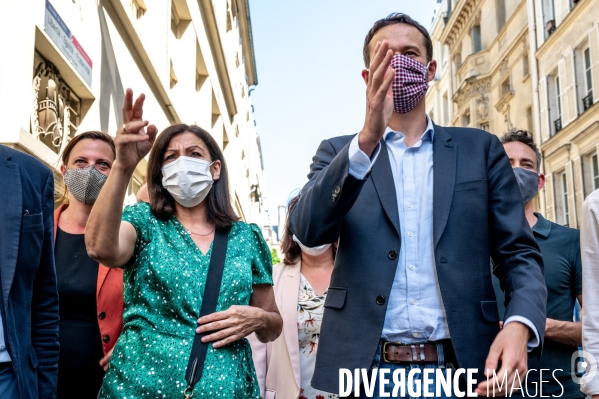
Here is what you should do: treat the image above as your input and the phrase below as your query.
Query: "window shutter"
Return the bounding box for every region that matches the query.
[558,58,569,126]
[573,157,584,228]
[566,161,577,228]
[544,173,555,222]
[535,0,545,48]
[554,0,563,26]
[539,77,550,141]
[560,0,571,24]
[565,50,577,123]
[590,26,599,104]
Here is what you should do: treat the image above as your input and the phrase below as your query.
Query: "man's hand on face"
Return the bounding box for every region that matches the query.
[475,321,530,397]
[359,40,395,157]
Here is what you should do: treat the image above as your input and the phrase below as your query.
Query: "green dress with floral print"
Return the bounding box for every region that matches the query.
[99,202,272,399]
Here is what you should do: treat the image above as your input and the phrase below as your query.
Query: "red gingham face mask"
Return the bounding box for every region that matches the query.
[390,54,431,114]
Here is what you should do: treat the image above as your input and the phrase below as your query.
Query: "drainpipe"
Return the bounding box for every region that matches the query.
[527,0,546,214]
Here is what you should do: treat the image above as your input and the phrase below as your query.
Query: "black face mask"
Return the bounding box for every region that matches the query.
[513,167,539,204]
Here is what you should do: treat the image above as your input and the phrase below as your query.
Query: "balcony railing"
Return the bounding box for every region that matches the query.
[583,92,594,112]
[554,117,562,135]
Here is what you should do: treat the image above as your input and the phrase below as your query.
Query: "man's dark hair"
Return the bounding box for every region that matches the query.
[363,13,433,68]
[500,129,542,171]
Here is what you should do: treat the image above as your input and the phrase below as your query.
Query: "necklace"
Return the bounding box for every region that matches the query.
[185,226,215,236]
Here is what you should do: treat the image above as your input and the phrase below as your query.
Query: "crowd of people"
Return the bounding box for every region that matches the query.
[0,11,598,399]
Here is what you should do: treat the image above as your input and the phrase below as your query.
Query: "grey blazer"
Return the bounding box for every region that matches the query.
[289,124,547,394]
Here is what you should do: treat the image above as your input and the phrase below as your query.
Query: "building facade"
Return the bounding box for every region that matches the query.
[531,0,599,228]
[427,0,534,139]
[426,0,580,217]
[0,0,269,228]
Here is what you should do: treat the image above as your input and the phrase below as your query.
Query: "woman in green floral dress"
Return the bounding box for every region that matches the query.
[85,89,282,398]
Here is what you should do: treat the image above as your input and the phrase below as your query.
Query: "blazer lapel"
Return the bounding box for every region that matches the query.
[0,154,22,310]
[281,263,301,389]
[97,266,110,298]
[432,124,456,248]
[371,142,401,235]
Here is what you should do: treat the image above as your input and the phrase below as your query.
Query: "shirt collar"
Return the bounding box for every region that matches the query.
[532,212,552,238]
[384,114,435,142]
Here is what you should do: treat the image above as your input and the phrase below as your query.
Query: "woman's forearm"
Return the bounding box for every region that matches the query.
[254,309,283,343]
[85,161,135,266]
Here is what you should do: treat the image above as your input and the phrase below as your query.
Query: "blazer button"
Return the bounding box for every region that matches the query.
[98,312,106,320]
[440,257,448,263]
[388,250,398,260]
[376,295,385,305]
[103,335,110,343]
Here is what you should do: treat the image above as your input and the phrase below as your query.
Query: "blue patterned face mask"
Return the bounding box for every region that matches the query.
[64,165,108,205]
[513,167,539,204]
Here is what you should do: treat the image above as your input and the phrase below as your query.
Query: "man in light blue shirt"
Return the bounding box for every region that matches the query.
[290,13,546,397]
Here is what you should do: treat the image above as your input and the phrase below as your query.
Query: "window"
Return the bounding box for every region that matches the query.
[541,0,557,38]
[523,53,529,78]
[593,154,599,191]
[526,107,533,132]
[462,109,471,126]
[583,152,599,197]
[500,78,512,98]
[556,75,562,130]
[555,170,570,226]
[479,123,489,131]
[443,93,449,125]
[549,71,562,136]
[496,0,506,31]
[472,25,482,53]
[583,47,593,111]
[454,53,462,71]
[562,172,569,226]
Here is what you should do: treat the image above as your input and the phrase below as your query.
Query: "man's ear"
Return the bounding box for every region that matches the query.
[361,69,370,85]
[538,173,546,191]
[427,60,438,82]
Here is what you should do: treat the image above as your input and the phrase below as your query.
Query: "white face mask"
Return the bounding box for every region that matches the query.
[293,235,332,257]
[161,156,215,208]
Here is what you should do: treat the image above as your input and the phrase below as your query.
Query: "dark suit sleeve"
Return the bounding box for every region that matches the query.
[31,170,59,398]
[290,138,367,247]
[487,134,547,356]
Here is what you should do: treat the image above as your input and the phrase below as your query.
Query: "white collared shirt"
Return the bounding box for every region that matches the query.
[581,189,599,395]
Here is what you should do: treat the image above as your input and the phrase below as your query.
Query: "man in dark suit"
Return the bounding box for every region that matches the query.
[290,13,547,397]
[0,144,59,398]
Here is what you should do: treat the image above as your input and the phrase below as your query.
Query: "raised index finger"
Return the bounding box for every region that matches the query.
[121,88,133,121]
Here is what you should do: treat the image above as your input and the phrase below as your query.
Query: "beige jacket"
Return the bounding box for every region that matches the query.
[249,261,301,398]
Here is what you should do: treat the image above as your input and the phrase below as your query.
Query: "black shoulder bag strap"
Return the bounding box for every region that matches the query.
[184,225,231,398]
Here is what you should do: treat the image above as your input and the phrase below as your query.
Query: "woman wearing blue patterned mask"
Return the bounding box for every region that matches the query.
[55,131,124,399]
[85,89,282,398]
